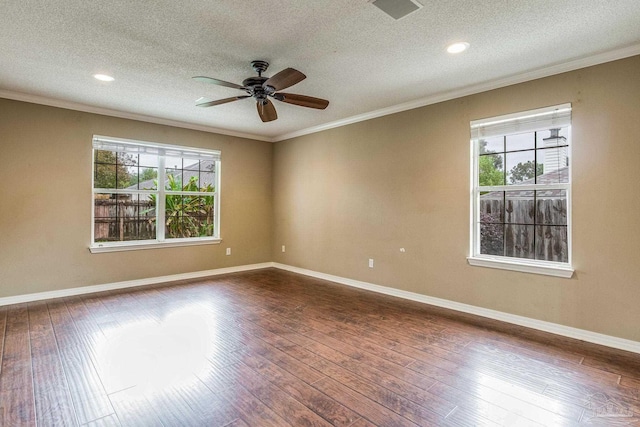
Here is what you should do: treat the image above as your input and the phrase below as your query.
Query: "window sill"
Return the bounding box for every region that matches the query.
[90,238,221,253]
[467,256,574,278]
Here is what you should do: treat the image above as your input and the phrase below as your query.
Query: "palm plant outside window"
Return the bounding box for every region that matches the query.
[91,136,220,251]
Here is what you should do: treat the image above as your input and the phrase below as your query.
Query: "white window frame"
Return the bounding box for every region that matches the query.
[467,104,574,278]
[90,135,221,253]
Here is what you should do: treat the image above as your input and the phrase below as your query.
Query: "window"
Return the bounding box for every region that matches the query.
[468,104,573,278]
[91,135,220,252]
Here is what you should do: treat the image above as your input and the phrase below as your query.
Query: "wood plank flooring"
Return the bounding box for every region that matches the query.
[0,268,639,426]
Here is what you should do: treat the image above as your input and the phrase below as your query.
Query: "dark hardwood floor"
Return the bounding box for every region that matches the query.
[1,268,639,426]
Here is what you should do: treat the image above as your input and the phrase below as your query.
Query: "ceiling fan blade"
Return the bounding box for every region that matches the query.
[192,76,245,90]
[275,93,329,110]
[263,68,306,91]
[257,99,277,122]
[196,96,250,107]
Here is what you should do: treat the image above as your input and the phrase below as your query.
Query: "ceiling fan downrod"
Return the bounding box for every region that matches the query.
[251,60,269,77]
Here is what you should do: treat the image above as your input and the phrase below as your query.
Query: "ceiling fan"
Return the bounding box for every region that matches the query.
[193,60,329,123]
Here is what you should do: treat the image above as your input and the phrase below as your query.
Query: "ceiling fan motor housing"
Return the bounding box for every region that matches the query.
[242,76,270,101]
[242,76,268,88]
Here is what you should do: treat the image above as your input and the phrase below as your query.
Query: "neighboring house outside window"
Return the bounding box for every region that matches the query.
[91,135,221,253]
[468,104,573,278]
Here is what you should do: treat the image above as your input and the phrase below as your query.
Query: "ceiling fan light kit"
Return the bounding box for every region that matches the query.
[193,61,329,123]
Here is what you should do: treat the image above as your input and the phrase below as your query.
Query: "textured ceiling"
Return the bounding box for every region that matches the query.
[1,1,639,141]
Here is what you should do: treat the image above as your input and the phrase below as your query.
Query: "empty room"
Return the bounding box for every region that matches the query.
[1,1,639,425]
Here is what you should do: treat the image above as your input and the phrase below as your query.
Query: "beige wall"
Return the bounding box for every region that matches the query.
[0,99,273,297]
[2,56,639,342]
[272,56,640,342]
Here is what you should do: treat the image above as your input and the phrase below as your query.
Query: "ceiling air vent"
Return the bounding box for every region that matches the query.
[370,0,423,20]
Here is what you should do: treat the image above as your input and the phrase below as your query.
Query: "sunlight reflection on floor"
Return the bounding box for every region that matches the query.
[96,305,218,396]
[472,366,571,426]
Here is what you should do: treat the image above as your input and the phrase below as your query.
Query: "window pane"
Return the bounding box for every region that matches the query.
[186,176,200,191]
[94,150,117,164]
[94,193,156,242]
[478,154,504,186]
[117,152,138,166]
[94,164,116,188]
[480,192,504,223]
[480,223,504,256]
[200,172,216,191]
[93,157,137,188]
[193,195,215,237]
[139,153,159,168]
[165,170,183,190]
[165,195,215,239]
[201,160,216,172]
[505,191,534,224]
[537,147,569,183]
[181,171,201,191]
[506,132,534,152]
[536,225,568,262]
[505,150,536,185]
[479,136,503,154]
[536,190,567,225]
[536,127,569,148]
[505,224,535,259]
[165,156,183,170]
[130,167,158,190]
[191,160,204,171]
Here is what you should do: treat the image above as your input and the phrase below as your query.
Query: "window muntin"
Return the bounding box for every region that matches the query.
[91,135,220,250]
[470,105,571,271]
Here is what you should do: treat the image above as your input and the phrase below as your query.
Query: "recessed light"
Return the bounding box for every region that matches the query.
[446,42,470,54]
[93,74,115,82]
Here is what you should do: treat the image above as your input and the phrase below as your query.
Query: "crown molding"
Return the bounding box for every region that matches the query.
[2,44,638,144]
[0,90,273,142]
[272,43,640,142]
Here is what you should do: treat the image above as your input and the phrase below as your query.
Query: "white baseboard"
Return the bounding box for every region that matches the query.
[272,263,640,355]
[3,261,638,354]
[0,262,272,306]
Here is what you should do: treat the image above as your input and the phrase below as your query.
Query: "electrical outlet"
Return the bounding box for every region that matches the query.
[226,248,231,256]
[368,258,374,268]
[282,245,286,253]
